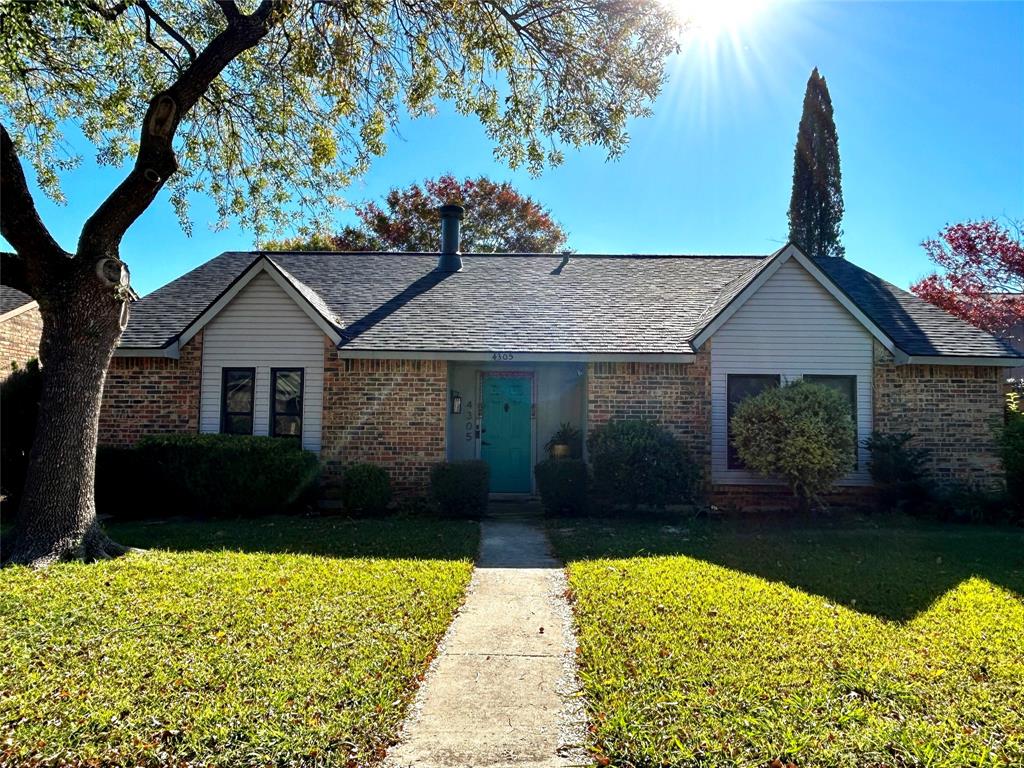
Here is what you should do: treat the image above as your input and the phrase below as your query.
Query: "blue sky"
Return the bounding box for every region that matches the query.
[6,0,1023,296]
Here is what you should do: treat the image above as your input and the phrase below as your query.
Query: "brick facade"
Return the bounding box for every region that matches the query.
[872,342,1005,489]
[0,304,43,378]
[98,333,203,446]
[586,347,712,482]
[322,342,447,495]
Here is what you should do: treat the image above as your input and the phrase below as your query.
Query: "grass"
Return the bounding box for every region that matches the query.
[550,515,1024,767]
[1,515,479,767]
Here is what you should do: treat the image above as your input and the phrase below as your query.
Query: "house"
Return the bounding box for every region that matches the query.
[99,208,1022,504]
[0,286,43,378]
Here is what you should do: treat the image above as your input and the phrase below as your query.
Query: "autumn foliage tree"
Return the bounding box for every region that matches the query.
[0,1,678,566]
[268,175,567,253]
[911,219,1024,342]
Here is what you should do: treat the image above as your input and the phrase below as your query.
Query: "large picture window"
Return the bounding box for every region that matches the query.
[727,374,780,469]
[271,368,304,439]
[221,368,255,435]
[804,374,858,465]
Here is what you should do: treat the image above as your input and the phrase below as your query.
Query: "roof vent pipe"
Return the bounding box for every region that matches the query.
[437,204,464,272]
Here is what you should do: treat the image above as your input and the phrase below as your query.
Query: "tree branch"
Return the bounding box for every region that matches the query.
[138,1,198,62]
[0,251,31,295]
[78,0,288,255]
[82,1,132,21]
[1,124,68,299]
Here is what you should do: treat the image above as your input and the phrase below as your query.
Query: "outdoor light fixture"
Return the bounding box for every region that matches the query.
[451,391,462,414]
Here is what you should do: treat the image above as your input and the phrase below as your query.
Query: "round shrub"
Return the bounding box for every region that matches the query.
[586,420,698,510]
[534,459,588,516]
[341,463,392,516]
[430,460,490,518]
[731,381,855,510]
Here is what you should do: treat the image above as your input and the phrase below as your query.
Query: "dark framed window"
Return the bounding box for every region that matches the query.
[804,374,858,466]
[221,368,255,435]
[271,368,304,439]
[727,374,780,469]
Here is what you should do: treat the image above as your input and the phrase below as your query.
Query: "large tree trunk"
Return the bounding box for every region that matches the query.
[4,263,128,567]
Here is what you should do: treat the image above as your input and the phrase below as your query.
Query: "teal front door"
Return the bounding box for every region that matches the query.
[480,375,532,493]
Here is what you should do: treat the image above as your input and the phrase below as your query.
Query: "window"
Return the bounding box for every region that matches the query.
[271,368,304,439]
[221,368,255,435]
[804,374,858,465]
[727,374,780,469]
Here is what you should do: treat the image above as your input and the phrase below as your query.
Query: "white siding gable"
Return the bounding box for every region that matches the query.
[200,272,326,451]
[710,258,873,485]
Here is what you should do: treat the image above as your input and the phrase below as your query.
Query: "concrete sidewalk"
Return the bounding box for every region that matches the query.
[385,512,585,768]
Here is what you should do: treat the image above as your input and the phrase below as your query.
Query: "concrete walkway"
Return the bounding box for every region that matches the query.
[385,509,585,768]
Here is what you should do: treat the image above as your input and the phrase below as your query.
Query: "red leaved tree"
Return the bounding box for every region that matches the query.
[911,219,1024,343]
[266,175,568,253]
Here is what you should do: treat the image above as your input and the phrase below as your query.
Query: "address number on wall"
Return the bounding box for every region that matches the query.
[491,352,515,361]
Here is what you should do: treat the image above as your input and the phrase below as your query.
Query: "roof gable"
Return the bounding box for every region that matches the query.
[692,244,897,353]
[177,256,342,349]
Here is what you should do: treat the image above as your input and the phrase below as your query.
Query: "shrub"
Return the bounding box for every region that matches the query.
[97,434,320,519]
[341,463,392,516]
[0,359,41,514]
[534,459,588,516]
[865,431,931,511]
[999,409,1024,512]
[586,420,698,510]
[430,460,489,518]
[731,381,855,510]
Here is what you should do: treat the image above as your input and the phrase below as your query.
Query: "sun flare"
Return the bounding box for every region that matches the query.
[671,0,768,41]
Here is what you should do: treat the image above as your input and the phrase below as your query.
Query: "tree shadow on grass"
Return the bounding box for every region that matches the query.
[549,513,1024,622]
[105,515,480,562]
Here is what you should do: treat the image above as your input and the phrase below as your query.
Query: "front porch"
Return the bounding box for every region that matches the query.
[446,360,587,494]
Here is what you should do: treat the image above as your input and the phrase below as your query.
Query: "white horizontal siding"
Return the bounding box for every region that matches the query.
[710,258,873,485]
[200,272,326,452]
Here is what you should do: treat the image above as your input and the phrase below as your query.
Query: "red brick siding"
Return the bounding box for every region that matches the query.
[98,333,203,446]
[873,342,1005,489]
[586,347,712,483]
[0,305,43,378]
[322,342,447,495]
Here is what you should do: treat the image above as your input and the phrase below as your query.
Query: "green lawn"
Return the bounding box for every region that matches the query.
[1,516,479,767]
[550,515,1024,768]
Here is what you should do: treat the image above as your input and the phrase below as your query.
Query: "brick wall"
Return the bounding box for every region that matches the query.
[322,342,447,495]
[98,333,203,446]
[586,347,712,482]
[0,305,43,378]
[873,342,1005,489]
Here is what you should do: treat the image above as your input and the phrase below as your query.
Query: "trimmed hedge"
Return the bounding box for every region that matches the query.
[587,420,698,510]
[430,461,489,518]
[534,459,588,516]
[97,434,320,519]
[341,463,392,516]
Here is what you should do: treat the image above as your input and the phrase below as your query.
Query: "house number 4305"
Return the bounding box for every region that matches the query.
[491,352,514,361]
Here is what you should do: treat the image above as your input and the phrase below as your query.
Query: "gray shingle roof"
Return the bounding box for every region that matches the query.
[813,256,1020,358]
[0,286,35,315]
[119,249,1023,360]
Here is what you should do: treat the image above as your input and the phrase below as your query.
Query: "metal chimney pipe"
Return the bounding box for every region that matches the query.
[437,204,464,272]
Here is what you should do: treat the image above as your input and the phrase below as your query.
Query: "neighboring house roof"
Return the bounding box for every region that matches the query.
[117,246,1024,364]
[0,286,36,315]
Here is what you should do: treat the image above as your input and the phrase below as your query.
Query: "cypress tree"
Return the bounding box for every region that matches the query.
[788,67,845,258]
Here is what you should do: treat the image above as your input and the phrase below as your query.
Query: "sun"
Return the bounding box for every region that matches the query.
[670,0,768,41]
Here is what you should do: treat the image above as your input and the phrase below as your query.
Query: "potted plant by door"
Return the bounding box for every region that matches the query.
[545,422,582,460]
